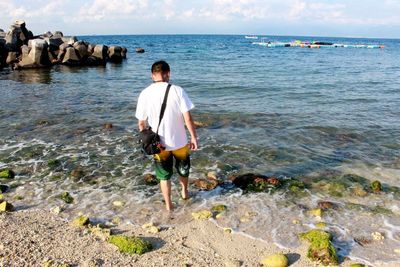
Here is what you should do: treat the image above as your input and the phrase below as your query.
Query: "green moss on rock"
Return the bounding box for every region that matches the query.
[0,169,15,179]
[299,229,338,266]
[108,235,152,255]
[371,180,382,193]
[211,204,227,213]
[72,215,90,227]
[47,159,61,168]
[349,264,365,267]
[0,201,14,212]
[370,205,392,215]
[308,208,323,217]
[59,192,74,204]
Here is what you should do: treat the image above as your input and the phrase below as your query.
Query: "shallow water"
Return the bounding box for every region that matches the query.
[1,35,400,264]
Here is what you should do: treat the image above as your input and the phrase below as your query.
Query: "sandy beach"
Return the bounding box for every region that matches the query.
[1,208,386,267]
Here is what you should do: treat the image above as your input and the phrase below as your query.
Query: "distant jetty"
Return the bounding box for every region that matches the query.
[0,20,128,70]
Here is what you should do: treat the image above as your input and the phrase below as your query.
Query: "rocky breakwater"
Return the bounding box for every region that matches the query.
[0,20,127,70]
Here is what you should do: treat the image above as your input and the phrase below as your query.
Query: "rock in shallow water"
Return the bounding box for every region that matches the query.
[59,192,74,204]
[0,169,15,179]
[299,229,338,265]
[72,215,90,227]
[0,184,10,193]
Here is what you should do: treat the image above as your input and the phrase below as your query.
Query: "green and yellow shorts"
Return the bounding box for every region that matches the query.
[153,145,190,180]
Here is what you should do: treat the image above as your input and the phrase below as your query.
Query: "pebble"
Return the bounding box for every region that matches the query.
[371,231,385,241]
[112,201,125,207]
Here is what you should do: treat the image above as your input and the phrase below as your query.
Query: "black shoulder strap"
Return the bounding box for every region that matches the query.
[156,83,172,134]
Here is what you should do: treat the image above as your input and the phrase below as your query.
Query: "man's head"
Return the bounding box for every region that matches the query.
[151,60,170,82]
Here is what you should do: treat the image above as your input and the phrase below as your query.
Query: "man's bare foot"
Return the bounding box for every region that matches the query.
[181,189,189,200]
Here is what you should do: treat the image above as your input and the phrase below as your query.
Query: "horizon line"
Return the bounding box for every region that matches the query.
[74,33,400,40]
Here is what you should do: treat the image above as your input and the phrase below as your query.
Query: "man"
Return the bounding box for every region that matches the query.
[135,60,198,211]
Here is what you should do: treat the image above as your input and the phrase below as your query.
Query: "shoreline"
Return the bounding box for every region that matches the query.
[1,208,388,267]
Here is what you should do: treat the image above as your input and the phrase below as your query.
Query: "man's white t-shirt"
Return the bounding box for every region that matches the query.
[135,82,194,151]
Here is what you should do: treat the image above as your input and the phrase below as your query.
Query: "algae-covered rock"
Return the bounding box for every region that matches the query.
[13,195,23,200]
[192,210,212,220]
[211,204,227,213]
[42,259,55,267]
[142,222,160,234]
[47,159,61,168]
[316,222,327,229]
[299,229,338,265]
[371,180,382,193]
[70,167,85,181]
[352,186,368,197]
[59,192,74,204]
[50,206,63,214]
[308,208,323,218]
[224,228,232,234]
[230,173,280,191]
[0,184,9,193]
[89,224,111,241]
[349,264,364,267]
[108,235,152,255]
[143,173,158,186]
[192,178,218,190]
[72,215,90,227]
[0,201,14,212]
[0,169,15,179]
[317,201,336,210]
[260,253,289,267]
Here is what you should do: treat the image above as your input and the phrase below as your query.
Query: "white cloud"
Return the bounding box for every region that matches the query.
[1,0,400,36]
[75,0,138,21]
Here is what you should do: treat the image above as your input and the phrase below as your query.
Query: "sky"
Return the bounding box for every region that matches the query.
[0,0,400,38]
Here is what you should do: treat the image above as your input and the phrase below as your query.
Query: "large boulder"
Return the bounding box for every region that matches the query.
[5,20,32,51]
[108,46,123,63]
[87,43,95,55]
[42,31,53,38]
[5,24,22,51]
[62,46,80,65]
[46,36,64,52]
[62,36,78,45]
[0,39,6,68]
[53,31,63,38]
[121,47,127,58]
[6,51,18,65]
[73,41,89,59]
[15,39,51,69]
[86,44,108,66]
[57,43,71,62]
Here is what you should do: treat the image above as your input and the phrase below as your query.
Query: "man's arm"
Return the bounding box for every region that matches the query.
[183,111,198,150]
[138,120,146,132]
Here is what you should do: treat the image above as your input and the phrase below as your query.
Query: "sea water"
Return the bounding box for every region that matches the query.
[1,35,400,264]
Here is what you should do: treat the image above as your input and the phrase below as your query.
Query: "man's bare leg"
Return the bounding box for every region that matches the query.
[179,176,189,199]
[160,180,173,210]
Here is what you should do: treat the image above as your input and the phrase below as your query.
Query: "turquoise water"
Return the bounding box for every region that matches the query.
[1,35,400,264]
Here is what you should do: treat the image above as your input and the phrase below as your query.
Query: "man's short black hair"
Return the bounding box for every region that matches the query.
[151,60,170,74]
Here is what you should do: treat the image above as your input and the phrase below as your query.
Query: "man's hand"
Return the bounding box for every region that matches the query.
[189,136,198,151]
[183,111,199,151]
